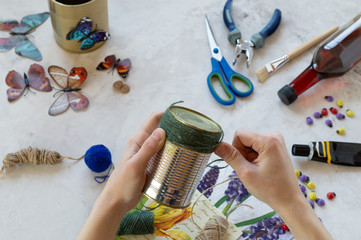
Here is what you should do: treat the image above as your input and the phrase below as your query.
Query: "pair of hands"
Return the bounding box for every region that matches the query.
[106,112,300,214]
[79,113,332,240]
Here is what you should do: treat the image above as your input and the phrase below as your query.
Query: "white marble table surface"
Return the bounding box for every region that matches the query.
[1,0,361,239]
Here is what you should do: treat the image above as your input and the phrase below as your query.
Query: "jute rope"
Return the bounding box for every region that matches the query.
[0,146,83,174]
[192,177,254,240]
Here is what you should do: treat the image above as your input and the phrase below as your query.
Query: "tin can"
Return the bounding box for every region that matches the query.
[48,0,109,52]
[144,106,223,208]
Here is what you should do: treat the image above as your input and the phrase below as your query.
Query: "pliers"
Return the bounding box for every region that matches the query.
[223,0,282,67]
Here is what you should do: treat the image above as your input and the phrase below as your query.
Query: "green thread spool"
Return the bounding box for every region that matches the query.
[117,211,154,235]
[144,105,223,208]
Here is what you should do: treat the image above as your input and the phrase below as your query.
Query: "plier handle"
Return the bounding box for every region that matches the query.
[223,0,282,67]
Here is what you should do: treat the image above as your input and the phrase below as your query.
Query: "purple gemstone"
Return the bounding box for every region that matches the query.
[306,117,313,125]
[299,184,306,192]
[313,112,322,118]
[316,198,325,206]
[299,175,309,182]
[336,113,345,120]
[325,96,334,102]
[308,200,315,209]
[325,119,333,127]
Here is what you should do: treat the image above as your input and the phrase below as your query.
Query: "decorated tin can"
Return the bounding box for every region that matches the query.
[143,106,223,208]
[48,0,109,52]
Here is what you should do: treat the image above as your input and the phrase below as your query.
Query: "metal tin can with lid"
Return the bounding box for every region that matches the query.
[143,106,223,208]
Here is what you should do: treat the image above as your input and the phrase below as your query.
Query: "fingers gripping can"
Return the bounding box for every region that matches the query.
[143,106,223,208]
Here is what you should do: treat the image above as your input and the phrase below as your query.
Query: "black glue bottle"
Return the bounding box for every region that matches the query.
[278,13,361,105]
[292,141,361,166]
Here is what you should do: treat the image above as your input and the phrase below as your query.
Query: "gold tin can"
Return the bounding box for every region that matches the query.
[144,106,223,208]
[48,0,109,53]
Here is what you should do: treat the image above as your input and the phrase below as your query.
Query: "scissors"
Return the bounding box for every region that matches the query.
[205,15,253,106]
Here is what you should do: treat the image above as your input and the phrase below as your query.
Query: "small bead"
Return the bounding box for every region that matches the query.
[120,84,130,93]
[321,108,328,116]
[336,113,345,119]
[309,191,317,201]
[316,198,325,206]
[336,128,345,135]
[299,175,309,182]
[327,192,336,200]
[306,117,313,125]
[336,100,344,108]
[295,170,302,178]
[330,107,338,114]
[325,96,334,102]
[325,119,333,127]
[308,199,315,209]
[313,112,323,118]
[281,222,289,231]
[299,184,306,192]
[346,109,354,117]
[113,81,123,90]
[303,192,307,198]
[306,181,315,189]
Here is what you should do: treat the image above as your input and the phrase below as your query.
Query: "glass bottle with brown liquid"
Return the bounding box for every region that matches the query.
[278,13,361,105]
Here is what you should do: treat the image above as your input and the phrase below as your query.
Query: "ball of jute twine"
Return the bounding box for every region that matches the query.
[0,146,83,174]
[192,177,254,240]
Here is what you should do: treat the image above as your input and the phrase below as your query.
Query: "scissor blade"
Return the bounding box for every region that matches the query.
[205,15,222,61]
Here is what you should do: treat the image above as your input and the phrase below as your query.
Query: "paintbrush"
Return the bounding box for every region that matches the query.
[256,25,339,82]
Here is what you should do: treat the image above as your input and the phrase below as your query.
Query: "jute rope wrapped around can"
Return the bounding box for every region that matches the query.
[143,105,223,208]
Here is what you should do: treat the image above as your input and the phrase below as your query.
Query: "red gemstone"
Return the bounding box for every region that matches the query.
[327,192,336,200]
[281,222,289,231]
[321,108,328,116]
[330,107,338,114]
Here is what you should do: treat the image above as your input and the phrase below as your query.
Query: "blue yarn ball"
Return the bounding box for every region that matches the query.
[84,144,112,173]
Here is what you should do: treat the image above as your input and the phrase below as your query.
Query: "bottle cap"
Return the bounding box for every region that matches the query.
[278,85,298,105]
[292,144,311,157]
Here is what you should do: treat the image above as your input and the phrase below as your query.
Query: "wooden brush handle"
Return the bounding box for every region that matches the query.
[288,25,339,60]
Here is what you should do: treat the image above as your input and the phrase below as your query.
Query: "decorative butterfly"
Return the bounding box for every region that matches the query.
[6,63,52,102]
[0,12,49,61]
[96,55,132,78]
[66,17,110,50]
[48,65,89,116]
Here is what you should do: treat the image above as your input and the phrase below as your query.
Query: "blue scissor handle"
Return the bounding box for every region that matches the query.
[207,58,236,106]
[207,57,253,105]
[219,57,254,97]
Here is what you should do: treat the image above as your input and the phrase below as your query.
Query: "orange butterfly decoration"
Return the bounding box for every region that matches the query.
[96,54,131,78]
[48,65,89,116]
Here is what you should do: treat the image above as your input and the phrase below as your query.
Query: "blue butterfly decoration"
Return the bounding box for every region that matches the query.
[0,12,49,61]
[66,17,110,50]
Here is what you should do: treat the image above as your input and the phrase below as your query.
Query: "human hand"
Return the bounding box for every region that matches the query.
[77,113,166,240]
[214,129,303,212]
[214,129,333,239]
[101,112,166,213]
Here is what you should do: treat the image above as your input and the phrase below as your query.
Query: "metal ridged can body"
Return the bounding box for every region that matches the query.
[48,0,109,53]
[144,141,211,208]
